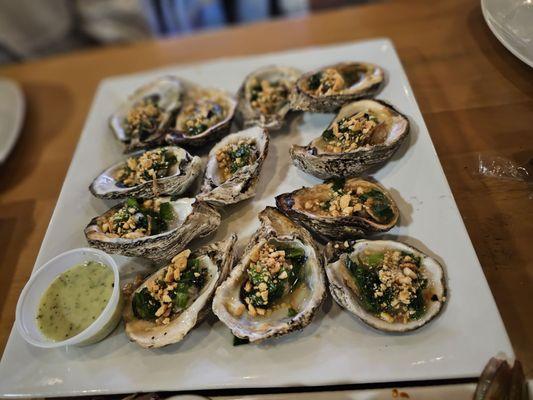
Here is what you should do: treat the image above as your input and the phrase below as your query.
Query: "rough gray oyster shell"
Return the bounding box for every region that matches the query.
[325,239,447,332]
[212,207,326,342]
[109,76,183,152]
[473,358,527,400]
[276,178,399,240]
[236,65,301,130]
[165,83,237,147]
[197,126,269,207]
[290,99,409,179]
[290,62,384,113]
[123,234,237,348]
[84,198,220,263]
[89,146,202,200]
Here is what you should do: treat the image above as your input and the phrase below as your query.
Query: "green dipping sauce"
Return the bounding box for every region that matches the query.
[36,261,114,341]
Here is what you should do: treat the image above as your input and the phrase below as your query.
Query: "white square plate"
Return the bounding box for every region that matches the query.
[0,38,513,398]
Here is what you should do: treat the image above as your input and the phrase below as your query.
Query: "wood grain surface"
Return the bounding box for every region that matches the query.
[0,0,532,378]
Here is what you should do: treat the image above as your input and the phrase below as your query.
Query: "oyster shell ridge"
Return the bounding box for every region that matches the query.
[84,199,221,264]
[212,207,327,342]
[325,239,447,333]
[290,99,410,179]
[275,179,399,240]
[123,233,238,348]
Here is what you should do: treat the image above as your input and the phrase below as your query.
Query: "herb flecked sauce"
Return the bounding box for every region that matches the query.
[36,261,114,341]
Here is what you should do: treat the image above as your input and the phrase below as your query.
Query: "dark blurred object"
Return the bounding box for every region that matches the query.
[121,393,162,400]
[0,0,152,63]
[474,357,529,400]
[0,0,379,64]
[0,0,83,63]
[309,0,373,11]
[142,0,226,35]
[0,0,309,64]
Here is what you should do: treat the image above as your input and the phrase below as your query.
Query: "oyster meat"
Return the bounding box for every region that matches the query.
[166,83,237,147]
[290,99,409,179]
[237,66,301,130]
[123,234,237,348]
[85,197,220,263]
[276,178,399,240]
[89,146,202,200]
[110,76,183,152]
[290,62,384,113]
[325,239,446,332]
[197,126,269,207]
[212,207,326,342]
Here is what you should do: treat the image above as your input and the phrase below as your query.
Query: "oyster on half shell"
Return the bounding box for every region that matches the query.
[123,234,237,348]
[84,197,220,263]
[325,239,447,332]
[276,178,399,240]
[237,66,301,130]
[197,126,269,207]
[166,83,237,147]
[110,76,183,152]
[89,146,202,200]
[212,207,326,342]
[290,62,384,113]
[290,99,409,179]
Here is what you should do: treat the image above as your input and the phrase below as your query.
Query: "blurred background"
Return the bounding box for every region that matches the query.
[0,0,374,64]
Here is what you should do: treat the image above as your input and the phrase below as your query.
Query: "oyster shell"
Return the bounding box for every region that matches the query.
[290,99,409,179]
[89,146,202,200]
[290,62,384,113]
[166,83,237,147]
[110,76,183,152]
[325,239,446,332]
[84,197,220,263]
[212,207,326,342]
[473,358,527,400]
[236,66,301,130]
[197,126,269,207]
[123,234,237,348]
[276,178,399,240]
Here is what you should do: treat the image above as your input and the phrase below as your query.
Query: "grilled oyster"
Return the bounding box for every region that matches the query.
[276,178,399,240]
[290,99,409,179]
[237,66,301,130]
[89,146,202,200]
[166,83,237,147]
[325,239,446,332]
[110,76,183,152]
[84,197,220,263]
[123,234,237,348]
[212,207,326,342]
[197,126,269,207]
[290,62,384,113]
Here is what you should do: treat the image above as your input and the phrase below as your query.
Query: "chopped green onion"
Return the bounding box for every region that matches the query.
[158,202,175,221]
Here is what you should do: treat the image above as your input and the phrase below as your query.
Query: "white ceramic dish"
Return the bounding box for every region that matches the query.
[15,248,122,348]
[481,0,533,67]
[0,78,25,163]
[0,38,513,398]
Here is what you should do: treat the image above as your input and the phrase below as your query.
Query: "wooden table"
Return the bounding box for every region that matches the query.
[0,0,532,380]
